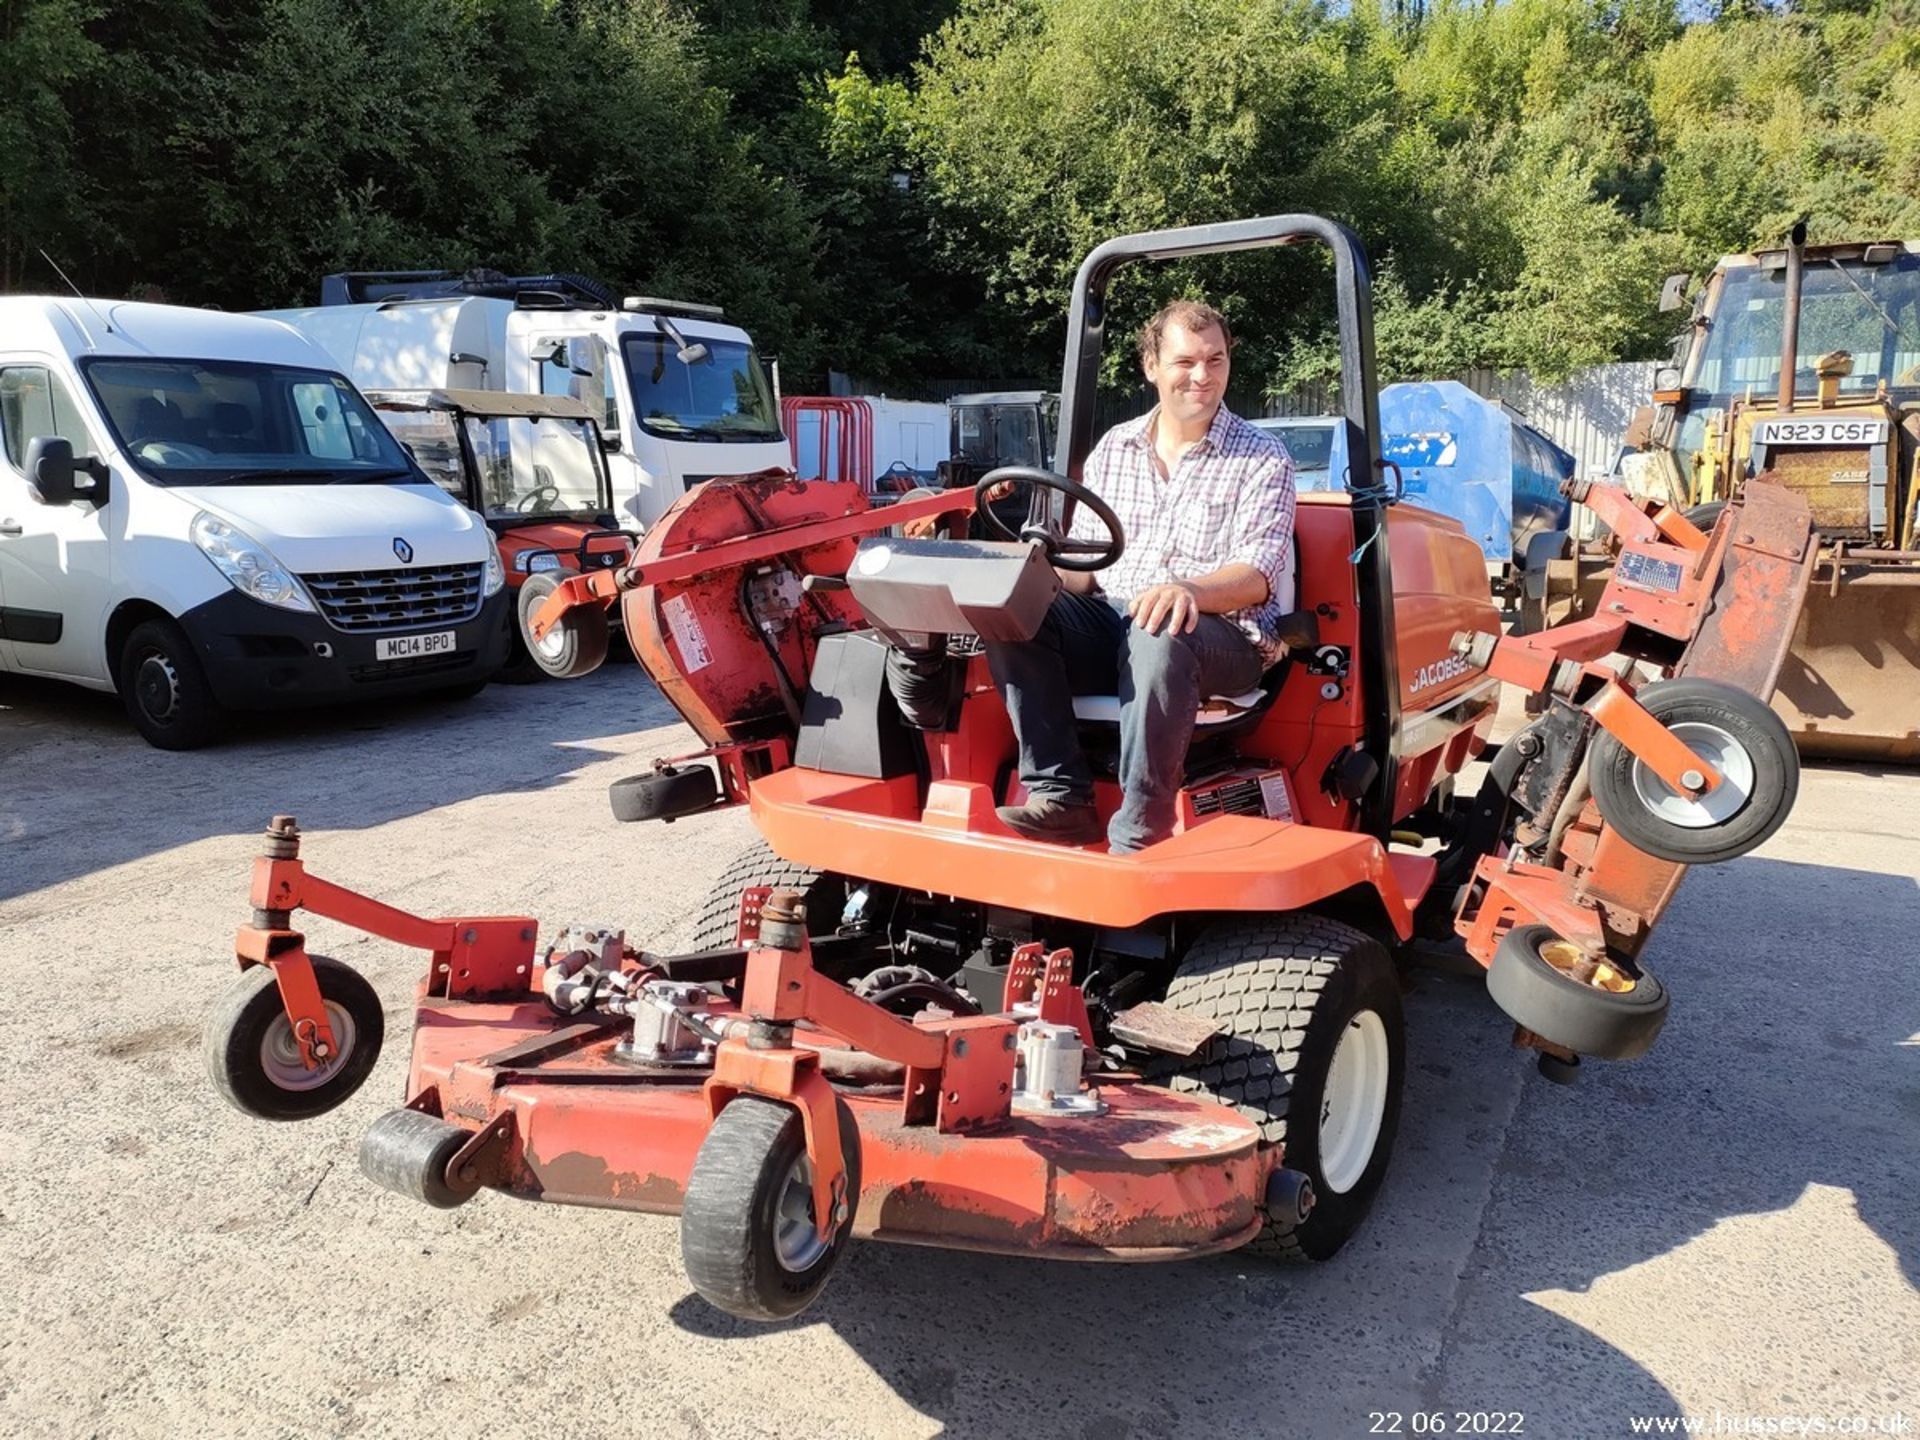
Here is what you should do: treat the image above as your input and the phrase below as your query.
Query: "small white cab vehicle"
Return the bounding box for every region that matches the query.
[263,271,792,534]
[0,298,511,749]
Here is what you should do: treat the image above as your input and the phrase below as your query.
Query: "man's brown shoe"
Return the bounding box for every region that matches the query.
[996,795,1105,845]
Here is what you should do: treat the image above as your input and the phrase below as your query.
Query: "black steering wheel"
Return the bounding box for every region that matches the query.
[972,466,1124,573]
[515,484,562,515]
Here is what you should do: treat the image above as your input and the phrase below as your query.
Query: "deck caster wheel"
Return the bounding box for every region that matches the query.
[609,765,720,823]
[681,1096,862,1321]
[517,571,610,680]
[204,956,383,1121]
[1487,925,1669,1061]
[1536,1051,1582,1085]
[1590,677,1797,865]
[359,1109,482,1209]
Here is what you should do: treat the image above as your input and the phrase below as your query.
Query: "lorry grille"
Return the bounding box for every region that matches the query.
[301,563,485,632]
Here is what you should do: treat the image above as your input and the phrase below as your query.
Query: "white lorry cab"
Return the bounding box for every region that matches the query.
[0,298,511,749]
[262,271,792,534]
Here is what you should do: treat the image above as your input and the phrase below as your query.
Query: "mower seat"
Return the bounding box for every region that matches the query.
[1066,542,1304,729]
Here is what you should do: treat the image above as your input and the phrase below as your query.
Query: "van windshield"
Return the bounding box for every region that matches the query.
[619,333,782,443]
[82,358,419,486]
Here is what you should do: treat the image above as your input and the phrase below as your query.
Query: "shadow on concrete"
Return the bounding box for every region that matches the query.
[667,855,1918,1437]
[0,657,675,902]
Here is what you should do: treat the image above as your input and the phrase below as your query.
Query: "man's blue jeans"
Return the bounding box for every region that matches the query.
[982,590,1264,851]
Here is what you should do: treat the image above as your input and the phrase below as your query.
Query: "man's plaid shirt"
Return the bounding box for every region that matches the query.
[1069,404,1297,664]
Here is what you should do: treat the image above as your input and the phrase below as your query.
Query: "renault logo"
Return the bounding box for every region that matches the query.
[392,536,414,564]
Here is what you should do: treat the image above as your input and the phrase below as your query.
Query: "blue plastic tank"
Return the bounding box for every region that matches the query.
[1254,381,1574,568]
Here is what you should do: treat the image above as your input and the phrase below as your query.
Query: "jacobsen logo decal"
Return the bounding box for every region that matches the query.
[1409,653,1475,693]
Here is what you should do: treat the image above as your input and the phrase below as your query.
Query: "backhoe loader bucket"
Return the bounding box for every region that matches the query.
[1771,551,1920,762]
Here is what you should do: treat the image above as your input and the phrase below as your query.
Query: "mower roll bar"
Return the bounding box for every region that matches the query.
[1056,215,1403,838]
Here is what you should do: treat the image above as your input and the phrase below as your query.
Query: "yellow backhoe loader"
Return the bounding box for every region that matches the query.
[1620,225,1920,761]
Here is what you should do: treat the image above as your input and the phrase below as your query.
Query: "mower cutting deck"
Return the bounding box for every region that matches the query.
[208,215,1817,1321]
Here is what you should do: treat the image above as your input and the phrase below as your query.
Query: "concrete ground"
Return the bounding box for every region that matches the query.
[1,663,1915,1440]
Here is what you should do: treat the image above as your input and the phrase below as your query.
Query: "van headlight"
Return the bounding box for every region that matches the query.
[483,530,506,595]
[191,512,314,612]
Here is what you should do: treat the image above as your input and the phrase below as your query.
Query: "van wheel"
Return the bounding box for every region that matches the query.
[118,618,228,750]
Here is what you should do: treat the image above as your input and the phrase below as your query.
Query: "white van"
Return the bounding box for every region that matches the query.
[262,272,793,534]
[0,298,511,749]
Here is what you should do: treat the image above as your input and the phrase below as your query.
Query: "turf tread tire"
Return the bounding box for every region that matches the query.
[691,841,844,950]
[1153,916,1404,1263]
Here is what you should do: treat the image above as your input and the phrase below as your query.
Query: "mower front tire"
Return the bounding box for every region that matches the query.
[1155,916,1404,1262]
[204,956,384,1121]
[681,1095,862,1321]
[691,841,850,950]
[517,571,610,680]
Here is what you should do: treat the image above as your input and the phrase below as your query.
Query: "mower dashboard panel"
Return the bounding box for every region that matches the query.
[847,537,1061,643]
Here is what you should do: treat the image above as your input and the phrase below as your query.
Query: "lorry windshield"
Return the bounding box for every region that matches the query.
[1678,253,1920,465]
[620,334,781,443]
[83,359,417,485]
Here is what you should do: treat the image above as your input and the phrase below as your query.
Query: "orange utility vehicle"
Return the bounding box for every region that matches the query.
[208,217,1815,1322]
[369,388,633,680]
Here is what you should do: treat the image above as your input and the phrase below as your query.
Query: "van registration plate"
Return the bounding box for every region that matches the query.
[375,630,456,661]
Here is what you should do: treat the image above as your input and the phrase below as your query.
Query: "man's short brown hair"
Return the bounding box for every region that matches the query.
[1138,300,1233,368]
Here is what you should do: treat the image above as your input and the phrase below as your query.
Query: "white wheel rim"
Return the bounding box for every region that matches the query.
[259,1001,356,1091]
[773,1152,830,1272]
[1630,721,1754,830]
[530,617,566,660]
[1318,1010,1390,1195]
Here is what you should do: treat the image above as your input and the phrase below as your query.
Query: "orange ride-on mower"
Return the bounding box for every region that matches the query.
[206,217,1817,1321]
[368,388,634,683]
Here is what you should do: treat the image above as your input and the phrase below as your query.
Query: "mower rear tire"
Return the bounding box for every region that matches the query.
[204,956,384,1121]
[1485,924,1669,1061]
[517,571,610,680]
[1154,916,1404,1262]
[691,841,849,950]
[359,1109,481,1209]
[1589,677,1797,865]
[681,1095,862,1321]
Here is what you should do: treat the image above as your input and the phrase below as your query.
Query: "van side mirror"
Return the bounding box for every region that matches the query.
[600,432,623,454]
[25,436,110,507]
[1658,272,1691,312]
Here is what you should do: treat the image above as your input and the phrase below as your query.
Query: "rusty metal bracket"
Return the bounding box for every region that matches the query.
[445,1112,516,1192]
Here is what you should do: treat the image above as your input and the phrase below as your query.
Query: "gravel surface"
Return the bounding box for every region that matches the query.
[2,664,1915,1440]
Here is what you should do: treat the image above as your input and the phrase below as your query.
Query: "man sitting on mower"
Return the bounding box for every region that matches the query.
[988,300,1297,853]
